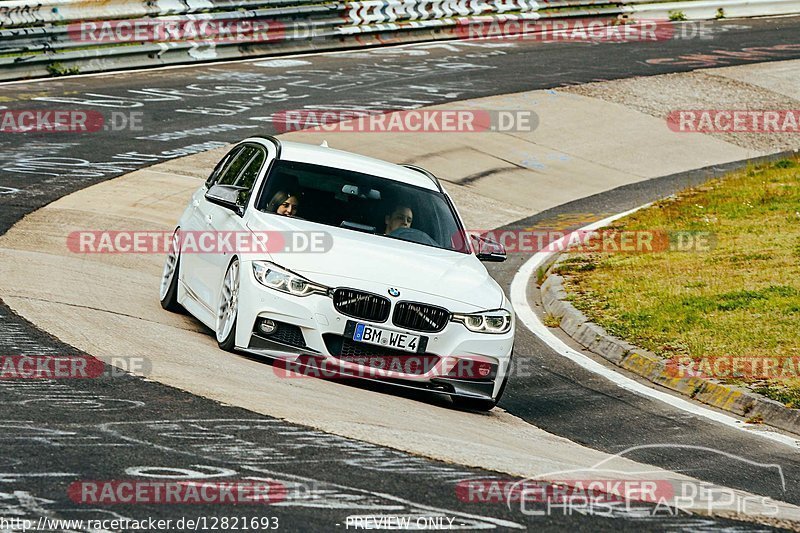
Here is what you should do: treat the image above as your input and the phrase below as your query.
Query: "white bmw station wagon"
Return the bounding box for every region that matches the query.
[160,137,514,410]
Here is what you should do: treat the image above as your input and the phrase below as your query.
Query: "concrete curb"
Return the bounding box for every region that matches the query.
[541,262,800,436]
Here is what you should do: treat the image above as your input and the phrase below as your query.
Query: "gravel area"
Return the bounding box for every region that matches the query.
[561,68,800,153]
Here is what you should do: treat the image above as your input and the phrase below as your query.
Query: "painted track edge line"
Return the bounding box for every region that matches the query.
[509,207,800,450]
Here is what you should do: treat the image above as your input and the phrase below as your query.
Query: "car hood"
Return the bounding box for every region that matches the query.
[247,213,503,310]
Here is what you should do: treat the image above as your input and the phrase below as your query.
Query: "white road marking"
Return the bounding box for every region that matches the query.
[510,205,800,449]
[0,38,513,87]
[253,59,312,68]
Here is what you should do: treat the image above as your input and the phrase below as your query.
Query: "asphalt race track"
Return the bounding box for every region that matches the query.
[0,318,755,531]
[2,16,800,531]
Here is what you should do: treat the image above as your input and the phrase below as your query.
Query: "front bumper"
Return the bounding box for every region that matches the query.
[235,262,514,400]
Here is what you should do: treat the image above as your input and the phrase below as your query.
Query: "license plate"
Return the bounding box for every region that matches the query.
[352,323,422,353]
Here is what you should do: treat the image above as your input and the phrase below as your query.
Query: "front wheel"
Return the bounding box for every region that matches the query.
[216,258,240,352]
[159,229,183,312]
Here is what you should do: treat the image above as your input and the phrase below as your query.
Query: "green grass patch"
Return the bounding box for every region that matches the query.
[543,313,562,328]
[668,10,687,21]
[46,62,81,77]
[559,157,800,407]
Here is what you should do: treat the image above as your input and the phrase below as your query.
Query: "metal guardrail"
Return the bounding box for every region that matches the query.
[629,0,800,18]
[1,0,798,81]
[0,1,303,28]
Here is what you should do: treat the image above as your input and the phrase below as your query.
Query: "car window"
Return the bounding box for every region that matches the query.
[217,146,258,187]
[257,160,470,254]
[205,146,244,189]
[235,148,266,191]
[233,148,266,205]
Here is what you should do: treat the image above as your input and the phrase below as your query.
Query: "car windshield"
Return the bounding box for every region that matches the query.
[257,160,470,254]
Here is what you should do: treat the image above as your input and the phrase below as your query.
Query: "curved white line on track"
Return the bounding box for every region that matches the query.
[510,204,800,449]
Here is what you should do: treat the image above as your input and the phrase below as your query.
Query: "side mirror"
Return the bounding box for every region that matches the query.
[471,234,507,262]
[206,184,247,216]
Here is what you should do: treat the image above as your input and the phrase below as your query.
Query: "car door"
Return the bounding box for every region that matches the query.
[201,143,270,315]
[181,144,252,311]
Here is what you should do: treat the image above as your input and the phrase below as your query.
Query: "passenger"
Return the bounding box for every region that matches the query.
[267,191,300,217]
[384,205,413,234]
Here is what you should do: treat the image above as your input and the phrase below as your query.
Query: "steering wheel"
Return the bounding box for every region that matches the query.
[388,227,438,246]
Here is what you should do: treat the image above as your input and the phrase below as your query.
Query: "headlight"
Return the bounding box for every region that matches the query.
[252,261,329,297]
[451,309,512,334]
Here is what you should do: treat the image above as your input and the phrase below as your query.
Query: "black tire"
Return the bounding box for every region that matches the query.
[159,247,183,313]
[216,258,239,352]
[217,317,237,352]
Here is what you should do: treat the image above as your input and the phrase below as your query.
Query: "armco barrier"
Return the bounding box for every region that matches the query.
[1,0,799,81]
[629,0,800,19]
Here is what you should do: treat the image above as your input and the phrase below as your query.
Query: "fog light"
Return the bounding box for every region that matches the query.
[258,319,277,335]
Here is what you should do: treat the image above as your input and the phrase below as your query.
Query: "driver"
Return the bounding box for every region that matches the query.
[267,190,300,217]
[384,205,413,234]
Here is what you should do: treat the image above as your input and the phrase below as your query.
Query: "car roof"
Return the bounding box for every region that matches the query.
[247,137,441,191]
